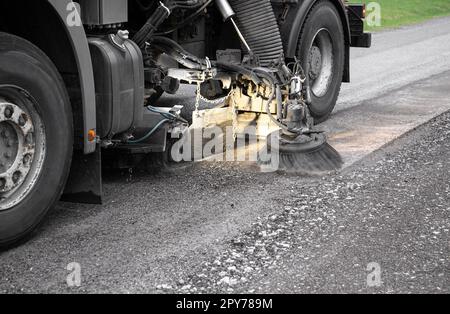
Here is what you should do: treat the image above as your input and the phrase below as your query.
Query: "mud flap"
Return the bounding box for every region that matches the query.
[61,145,103,204]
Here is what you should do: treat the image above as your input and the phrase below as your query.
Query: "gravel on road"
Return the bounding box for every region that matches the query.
[1,18,449,294]
[169,111,450,294]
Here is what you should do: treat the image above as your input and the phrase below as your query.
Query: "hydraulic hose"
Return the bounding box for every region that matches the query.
[133,1,172,48]
[151,36,262,85]
[134,1,211,48]
[156,0,213,36]
[152,36,206,70]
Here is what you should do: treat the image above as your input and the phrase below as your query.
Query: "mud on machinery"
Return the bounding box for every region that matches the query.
[0,0,370,246]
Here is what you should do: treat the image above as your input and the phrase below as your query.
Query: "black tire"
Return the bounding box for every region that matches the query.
[297,0,345,123]
[0,33,73,249]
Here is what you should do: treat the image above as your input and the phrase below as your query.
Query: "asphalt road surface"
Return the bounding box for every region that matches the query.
[1,18,449,294]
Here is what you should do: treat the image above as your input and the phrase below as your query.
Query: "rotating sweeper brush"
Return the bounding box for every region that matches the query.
[262,131,343,174]
[256,62,343,174]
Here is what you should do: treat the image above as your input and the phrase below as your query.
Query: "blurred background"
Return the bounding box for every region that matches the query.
[351,0,450,30]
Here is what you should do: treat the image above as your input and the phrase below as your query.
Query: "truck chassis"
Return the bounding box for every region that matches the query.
[0,0,370,247]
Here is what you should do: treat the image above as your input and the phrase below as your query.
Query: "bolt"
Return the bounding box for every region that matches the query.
[19,114,27,127]
[12,171,21,184]
[4,106,13,119]
[25,133,33,145]
[23,154,31,165]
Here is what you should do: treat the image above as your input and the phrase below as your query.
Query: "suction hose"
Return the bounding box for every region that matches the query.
[227,0,284,66]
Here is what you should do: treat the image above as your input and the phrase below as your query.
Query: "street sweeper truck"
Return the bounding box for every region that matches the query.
[0,0,370,247]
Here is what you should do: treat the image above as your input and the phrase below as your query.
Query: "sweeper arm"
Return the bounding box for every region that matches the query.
[142,19,342,173]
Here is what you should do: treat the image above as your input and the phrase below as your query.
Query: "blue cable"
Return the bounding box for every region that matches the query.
[128,119,170,144]
[147,106,177,120]
[128,106,187,144]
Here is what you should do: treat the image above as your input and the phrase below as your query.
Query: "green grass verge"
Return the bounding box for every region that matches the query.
[351,0,450,31]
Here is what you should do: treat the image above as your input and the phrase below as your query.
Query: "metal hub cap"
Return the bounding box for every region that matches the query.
[0,87,46,211]
[308,46,322,81]
[308,29,334,98]
[0,102,35,193]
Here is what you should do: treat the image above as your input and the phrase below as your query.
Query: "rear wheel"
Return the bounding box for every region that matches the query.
[0,33,73,248]
[297,0,345,123]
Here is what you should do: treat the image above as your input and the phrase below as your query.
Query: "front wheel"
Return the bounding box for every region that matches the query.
[297,0,346,123]
[0,33,73,248]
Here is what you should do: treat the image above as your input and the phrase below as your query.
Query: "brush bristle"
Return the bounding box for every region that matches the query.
[278,143,343,174]
[259,143,343,174]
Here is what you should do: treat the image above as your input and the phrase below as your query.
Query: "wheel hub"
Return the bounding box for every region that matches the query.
[0,101,35,193]
[307,29,334,98]
[308,45,322,81]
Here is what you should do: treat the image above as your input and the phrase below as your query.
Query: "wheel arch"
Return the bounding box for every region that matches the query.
[0,0,96,154]
[279,0,351,82]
